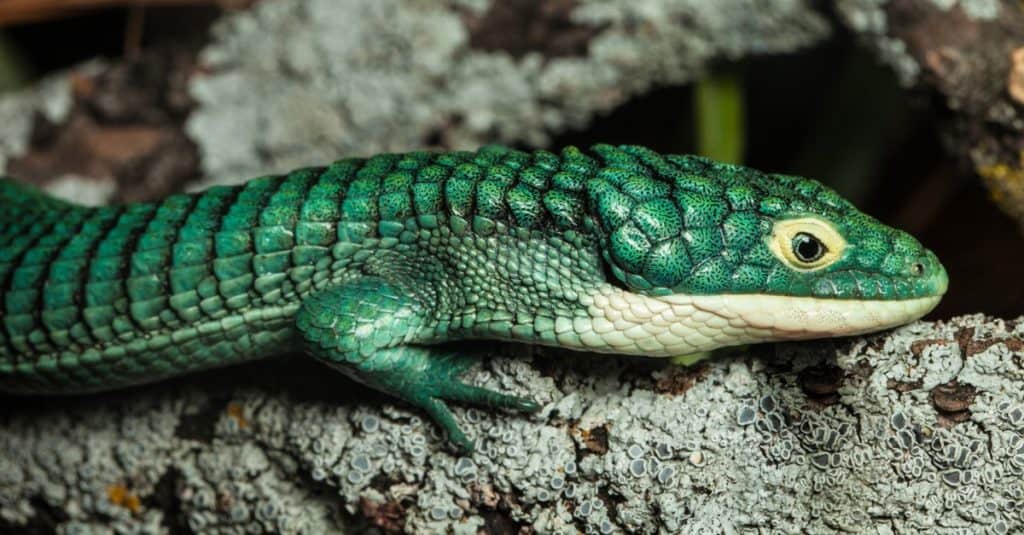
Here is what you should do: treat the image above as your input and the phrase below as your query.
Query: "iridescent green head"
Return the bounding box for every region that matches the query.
[584,144,948,304]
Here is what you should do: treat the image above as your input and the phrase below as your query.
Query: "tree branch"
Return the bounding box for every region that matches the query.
[836,0,1024,230]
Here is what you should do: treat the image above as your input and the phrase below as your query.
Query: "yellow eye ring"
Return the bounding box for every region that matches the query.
[767,217,846,271]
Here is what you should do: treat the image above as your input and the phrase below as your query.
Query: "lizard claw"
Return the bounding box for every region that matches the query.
[410,378,540,453]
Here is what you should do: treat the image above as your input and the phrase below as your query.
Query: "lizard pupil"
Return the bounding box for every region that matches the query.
[792,232,826,263]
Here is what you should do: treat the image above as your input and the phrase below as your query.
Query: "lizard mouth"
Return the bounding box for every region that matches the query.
[661,292,944,341]
[578,285,946,357]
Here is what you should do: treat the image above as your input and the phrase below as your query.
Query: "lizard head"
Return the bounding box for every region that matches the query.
[583,144,948,355]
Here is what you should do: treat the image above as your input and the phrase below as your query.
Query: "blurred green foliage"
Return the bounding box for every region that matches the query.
[695,71,745,165]
[0,33,30,93]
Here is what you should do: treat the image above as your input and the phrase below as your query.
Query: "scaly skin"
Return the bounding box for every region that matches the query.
[0,145,948,450]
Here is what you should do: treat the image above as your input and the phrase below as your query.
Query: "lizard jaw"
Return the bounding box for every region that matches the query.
[572,286,944,357]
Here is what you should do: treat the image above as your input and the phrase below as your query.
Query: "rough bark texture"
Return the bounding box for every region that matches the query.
[0,0,832,201]
[3,316,1024,533]
[836,0,1024,230]
[2,1,1023,533]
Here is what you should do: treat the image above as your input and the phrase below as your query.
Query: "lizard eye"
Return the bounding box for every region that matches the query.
[792,232,826,263]
[768,217,846,271]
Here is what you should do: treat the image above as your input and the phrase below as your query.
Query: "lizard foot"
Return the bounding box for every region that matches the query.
[355,349,539,452]
[297,278,538,452]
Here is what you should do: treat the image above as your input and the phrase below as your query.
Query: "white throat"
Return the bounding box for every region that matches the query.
[570,286,942,357]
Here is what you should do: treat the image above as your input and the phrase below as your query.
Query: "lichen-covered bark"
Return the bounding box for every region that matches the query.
[0,50,201,206]
[836,0,1024,231]
[184,0,830,187]
[2,315,1023,533]
[0,0,831,203]
[4,1,1023,533]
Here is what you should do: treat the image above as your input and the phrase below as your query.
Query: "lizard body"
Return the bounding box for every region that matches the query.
[0,145,947,450]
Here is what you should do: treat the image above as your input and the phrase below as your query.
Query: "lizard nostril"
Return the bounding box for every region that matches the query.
[910,262,925,277]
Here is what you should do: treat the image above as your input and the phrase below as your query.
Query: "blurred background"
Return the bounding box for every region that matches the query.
[0,0,1022,319]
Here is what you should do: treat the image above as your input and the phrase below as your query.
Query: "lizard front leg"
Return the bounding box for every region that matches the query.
[295,276,539,452]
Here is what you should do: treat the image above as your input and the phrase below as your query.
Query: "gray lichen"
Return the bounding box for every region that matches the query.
[3,314,1024,533]
[834,0,923,86]
[835,0,1024,231]
[835,0,1010,86]
[0,69,75,172]
[185,0,830,187]
[933,0,1002,19]
[0,0,830,196]
[0,61,119,206]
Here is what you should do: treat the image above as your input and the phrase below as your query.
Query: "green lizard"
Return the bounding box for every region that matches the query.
[0,145,947,451]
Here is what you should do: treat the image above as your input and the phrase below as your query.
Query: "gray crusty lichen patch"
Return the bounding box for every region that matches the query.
[185,0,830,187]
[4,314,1024,533]
[0,62,118,206]
[834,0,1006,86]
[0,69,76,172]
